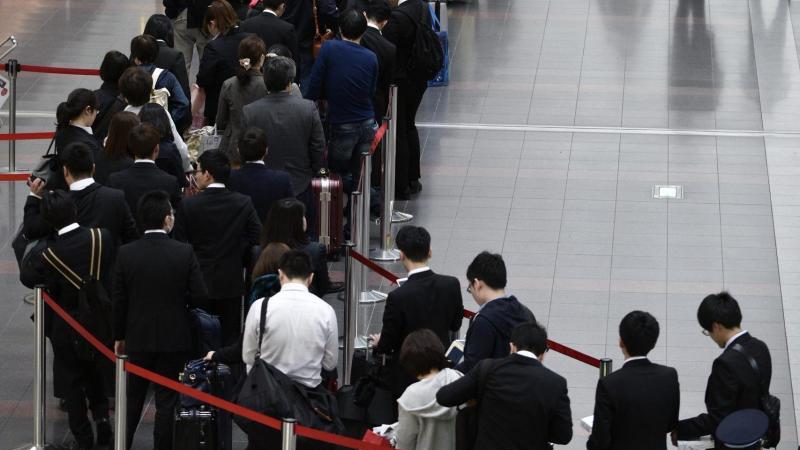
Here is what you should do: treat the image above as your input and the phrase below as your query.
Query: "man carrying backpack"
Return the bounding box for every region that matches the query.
[28,190,116,450]
[382,0,440,200]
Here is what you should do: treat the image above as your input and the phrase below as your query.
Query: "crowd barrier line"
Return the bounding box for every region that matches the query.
[2,63,100,76]
[348,248,603,369]
[40,291,391,450]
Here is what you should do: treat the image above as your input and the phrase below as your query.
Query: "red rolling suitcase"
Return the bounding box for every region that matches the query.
[311,170,344,257]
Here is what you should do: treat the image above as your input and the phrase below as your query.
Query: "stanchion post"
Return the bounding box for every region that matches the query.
[370,89,401,261]
[599,358,612,378]
[342,241,356,385]
[30,286,46,450]
[359,152,384,304]
[6,59,19,172]
[281,418,297,450]
[114,354,128,450]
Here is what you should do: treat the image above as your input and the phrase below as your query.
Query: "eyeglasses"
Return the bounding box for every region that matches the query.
[466,279,474,294]
[701,329,710,336]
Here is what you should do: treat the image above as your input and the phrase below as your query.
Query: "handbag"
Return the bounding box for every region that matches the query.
[14,223,49,289]
[149,67,171,109]
[31,136,59,185]
[312,0,334,58]
[730,344,780,448]
[351,352,398,426]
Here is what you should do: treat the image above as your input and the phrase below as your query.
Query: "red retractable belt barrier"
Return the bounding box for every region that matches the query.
[0,131,55,141]
[348,249,603,369]
[369,122,389,155]
[2,63,100,76]
[0,172,31,181]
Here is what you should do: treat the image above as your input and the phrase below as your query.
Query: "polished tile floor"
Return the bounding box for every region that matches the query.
[3,0,800,448]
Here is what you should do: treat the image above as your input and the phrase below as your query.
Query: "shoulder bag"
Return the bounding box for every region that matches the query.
[730,343,780,448]
[31,136,59,185]
[312,0,334,58]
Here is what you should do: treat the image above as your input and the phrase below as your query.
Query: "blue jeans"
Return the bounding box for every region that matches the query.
[328,118,378,194]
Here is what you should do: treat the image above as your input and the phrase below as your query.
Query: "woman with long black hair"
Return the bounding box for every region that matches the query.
[50,89,102,190]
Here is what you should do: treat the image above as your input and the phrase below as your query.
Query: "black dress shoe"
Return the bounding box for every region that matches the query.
[409,180,422,194]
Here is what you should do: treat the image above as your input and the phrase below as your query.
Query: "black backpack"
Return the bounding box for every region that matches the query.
[730,343,780,448]
[396,2,444,80]
[43,228,113,361]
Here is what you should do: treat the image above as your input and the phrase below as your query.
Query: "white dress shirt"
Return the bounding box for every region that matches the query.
[516,350,538,360]
[135,159,156,164]
[144,229,167,235]
[724,330,749,350]
[207,182,226,189]
[622,355,648,366]
[242,283,339,387]
[396,266,430,285]
[70,123,93,135]
[70,177,96,191]
[58,223,80,236]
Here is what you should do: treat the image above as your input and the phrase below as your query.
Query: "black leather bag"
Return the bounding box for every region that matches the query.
[731,343,780,448]
[31,136,59,185]
[350,352,397,426]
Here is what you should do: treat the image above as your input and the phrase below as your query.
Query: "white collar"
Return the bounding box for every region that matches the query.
[398,0,409,4]
[281,282,310,292]
[144,229,167,234]
[70,178,95,191]
[367,23,381,32]
[407,266,430,277]
[58,223,80,236]
[124,105,142,114]
[623,356,648,366]
[135,159,156,164]
[246,160,265,165]
[156,39,166,44]
[724,330,749,350]
[516,350,538,360]
[263,9,278,16]
[207,183,226,188]
[71,123,93,135]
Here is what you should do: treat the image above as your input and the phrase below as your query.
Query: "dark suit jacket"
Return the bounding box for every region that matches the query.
[438,354,573,450]
[93,82,126,142]
[587,358,680,450]
[24,183,138,246]
[49,125,104,191]
[155,40,190,103]
[196,27,252,124]
[360,26,396,120]
[242,93,325,195]
[107,162,182,223]
[173,187,261,298]
[93,152,133,186]
[240,12,300,70]
[228,162,293,222]
[112,233,208,353]
[676,332,772,442]
[282,0,337,49]
[164,0,213,28]
[382,0,431,81]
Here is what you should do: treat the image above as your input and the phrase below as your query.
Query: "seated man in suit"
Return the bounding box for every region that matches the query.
[674,292,773,447]
[107,123,181,224]
[25,142,138,246]
[369,225,463,398]
[130,34,189,126]
[243,56,324,231]
[227,127,293,222]
[174,150,261,345]
[455,251,536,373]
[113,190,207,450]
[587,311,680,450]
[437,321,573,450]
[240,0,300,72]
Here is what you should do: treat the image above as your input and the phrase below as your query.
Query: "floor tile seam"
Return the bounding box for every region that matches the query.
[522,0,552,125]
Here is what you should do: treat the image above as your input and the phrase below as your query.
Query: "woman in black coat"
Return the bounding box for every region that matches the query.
[92,51,130,143]
[94,111,137,184]
[138,104,188,188]
[196,0,251,125]
[51,89,103,190]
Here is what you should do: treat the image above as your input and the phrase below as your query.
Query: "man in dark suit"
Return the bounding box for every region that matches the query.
[174,150,261,344]
[382,0,431,199]
[27,191,116,450]
[674,292,772,448]
[144,13,192,130]
[25,142,138,246]
[107,123,181,224]
[228,127,293,222]
[361,0,396,122]
[437,321,573,450]
[243,56,324,228]
[240,0,300,71]
[113,191,208,450]
[369,225,463,397]
[281,0,338,85]
[587,311,680,450]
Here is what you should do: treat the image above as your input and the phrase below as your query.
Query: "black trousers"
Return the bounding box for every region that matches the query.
[395,77,428,193]
[126,351,188,450]
[207,297,243,346]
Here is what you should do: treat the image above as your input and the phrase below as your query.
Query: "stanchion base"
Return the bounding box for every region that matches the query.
[391,211,414,223]
[369,248,401,261]
[13,445,55,450]
[360,290,387,304]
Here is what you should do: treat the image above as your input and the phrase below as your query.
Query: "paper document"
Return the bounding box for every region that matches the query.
[580,415,593,432]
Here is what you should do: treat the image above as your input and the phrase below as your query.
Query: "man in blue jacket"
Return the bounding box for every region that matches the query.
[455,251,536,373]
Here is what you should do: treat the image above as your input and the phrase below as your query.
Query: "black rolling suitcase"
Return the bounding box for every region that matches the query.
[174,359,235,450]
[174,406,219,450]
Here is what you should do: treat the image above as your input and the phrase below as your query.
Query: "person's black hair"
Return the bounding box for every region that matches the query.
[41,190,78,230]
[466,251,507,290]
[697,291,742,331]
[263,56,295,93]
[399,329,448,377]
[137,190,172,231]
[143,14,175,48]
[619,311,659,357]
[261,0,285,11]
[138,103,172,141]
[99,51,131,84]
[339,8,368,40]
[56,89,99,129]
[236,35,267,85]
[130,34,160,65]
[128,123,161,159]
[198,150,231,184]
[118,67,153,107]
[261,197,309,248]
[278,249,313,279]
[267,43,293,59]
[510,321,548,355]
[239,127,268,162]
[61,142,94,178]
[365,0,391,22]
[395,225,430,262]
